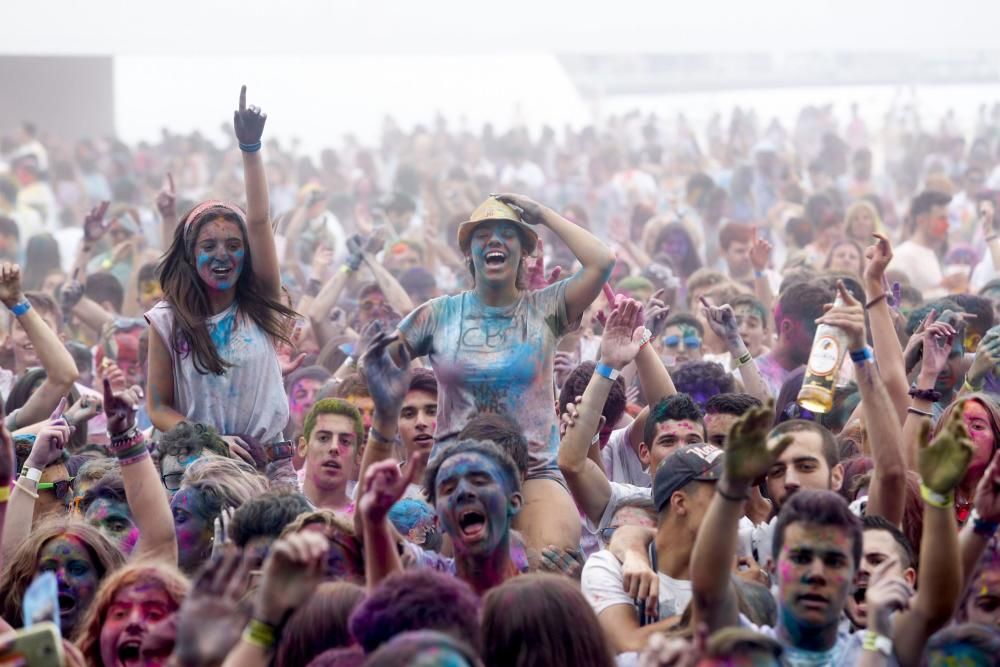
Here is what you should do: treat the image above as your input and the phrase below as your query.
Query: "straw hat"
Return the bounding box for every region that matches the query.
[457,196,538,255]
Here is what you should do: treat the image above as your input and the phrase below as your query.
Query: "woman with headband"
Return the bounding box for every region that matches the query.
[145,87,296,455]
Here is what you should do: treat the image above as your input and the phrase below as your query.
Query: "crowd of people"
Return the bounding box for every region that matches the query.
[1,84,1000,666]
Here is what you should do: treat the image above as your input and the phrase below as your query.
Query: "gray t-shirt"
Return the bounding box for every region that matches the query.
[146,301,289,444]
[398,280,578,473]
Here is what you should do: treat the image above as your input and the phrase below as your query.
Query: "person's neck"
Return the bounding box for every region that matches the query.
[206,288,237,316]
[303,476,351,511]
[403,445,428,480]
[454,534,514,595]
[474,281,519,307]
[912,229,935,250]
[771,342,802,372]
[655,519,693,579]
[728,263,753,283]
[777,606,840,653]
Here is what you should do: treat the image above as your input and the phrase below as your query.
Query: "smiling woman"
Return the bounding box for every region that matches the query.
[144,87,297,458]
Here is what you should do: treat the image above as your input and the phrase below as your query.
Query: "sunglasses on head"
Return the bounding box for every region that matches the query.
[37,478,75,500]
[663,335,701,349]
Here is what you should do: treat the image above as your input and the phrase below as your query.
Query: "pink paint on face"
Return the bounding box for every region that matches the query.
[289,378,322,420]
[99,583,176,667]
[963,401,996,484]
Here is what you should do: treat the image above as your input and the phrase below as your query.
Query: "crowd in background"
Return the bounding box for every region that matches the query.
[0,86,1000,666]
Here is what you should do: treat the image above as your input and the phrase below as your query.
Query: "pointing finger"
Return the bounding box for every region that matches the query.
[50,396,68,421]
[239,85,247,112]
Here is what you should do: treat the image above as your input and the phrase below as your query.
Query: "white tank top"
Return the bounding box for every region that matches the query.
[145,301,289,443]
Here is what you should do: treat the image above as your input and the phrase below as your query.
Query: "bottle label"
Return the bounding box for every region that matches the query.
[808,335,841,376]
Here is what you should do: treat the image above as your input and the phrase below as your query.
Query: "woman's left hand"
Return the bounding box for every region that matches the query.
[493,193,547,226]
[233,85,267,145]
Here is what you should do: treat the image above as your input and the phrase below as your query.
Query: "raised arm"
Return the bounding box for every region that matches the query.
[863,233,909,421]
[979,200,1000,281]
[962,327,1000,397]
[901,320,956,471]
[625,292,676,452]
[72,201,110,282]
[558,300,644,526]
[156,173,178,251]
[495,193,616,324]
[891,414,973,667]
[0,264,79,430]
[817,281,906,525]
[358,455,424,590]
[234,86,280,299]
[700,296,769,403]
[748,227,776,313]
[958,451,1000,596]
[691,404,791,632]
[104,379,177,564]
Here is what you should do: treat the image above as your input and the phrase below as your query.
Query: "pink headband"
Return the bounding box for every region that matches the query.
[183,200,247,239]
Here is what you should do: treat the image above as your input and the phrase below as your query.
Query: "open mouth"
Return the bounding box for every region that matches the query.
[484,250,507,266]
[853,585,867,604]
[58,593,76,614]
[210,265,232,277]
[321,460,342,472]
[458,509,487,539]
[413,434,434,449]
[117,639,142,666]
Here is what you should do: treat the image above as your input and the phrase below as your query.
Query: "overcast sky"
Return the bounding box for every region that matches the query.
[7,0,1000,55]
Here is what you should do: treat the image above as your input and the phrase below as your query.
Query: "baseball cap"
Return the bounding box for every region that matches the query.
[653,444,724,513]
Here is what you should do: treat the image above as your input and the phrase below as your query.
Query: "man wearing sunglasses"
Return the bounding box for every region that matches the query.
[659,314,704,370]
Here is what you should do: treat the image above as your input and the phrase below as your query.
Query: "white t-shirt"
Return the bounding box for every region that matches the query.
[892,241,942,294]
[740,615,873,667]
[581,549,692,621]
[601,422,650,487]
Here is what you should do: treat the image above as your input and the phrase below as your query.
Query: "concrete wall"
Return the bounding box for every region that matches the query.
[0,56,114,141]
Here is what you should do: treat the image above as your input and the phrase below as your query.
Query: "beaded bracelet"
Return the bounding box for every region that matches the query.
[239,141,262,153]
[908,387,941,403]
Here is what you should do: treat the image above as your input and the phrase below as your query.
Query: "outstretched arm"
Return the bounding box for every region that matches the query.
[234,86,280,300]
[558,300,645,526]
[863,234,909,421]
[700,296,769,403]
[104,379,177,565]
[358,456,424,590]
[0,264,79,430]
[817,281,906,525]
[495,193,615,324]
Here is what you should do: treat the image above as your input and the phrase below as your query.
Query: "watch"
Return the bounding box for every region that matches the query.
[266,441,295,464]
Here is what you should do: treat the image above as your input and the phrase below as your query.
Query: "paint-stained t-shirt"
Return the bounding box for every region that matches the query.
[397,279,579,473]
[146,301,289,444]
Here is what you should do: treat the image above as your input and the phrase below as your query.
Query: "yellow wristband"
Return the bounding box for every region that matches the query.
[242,618,277,649]
[0,484,9,503]
[919,483,954,509]
[965,379,982,393]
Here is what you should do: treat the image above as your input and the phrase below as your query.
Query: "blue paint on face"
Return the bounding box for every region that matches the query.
[434,451,518,557]
[194,218,246,292]
[469,221,522,287]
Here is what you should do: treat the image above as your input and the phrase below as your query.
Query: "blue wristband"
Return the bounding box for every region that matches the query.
[973,515,1000,538]
[850,347,873,364]
[754,270,765,278]
[8,300,30,317]
[239,141,262,153]
[595,362,621,382]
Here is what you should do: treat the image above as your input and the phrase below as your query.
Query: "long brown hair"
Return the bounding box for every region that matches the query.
[74,562,189,665]
[274,581,365,667]
[481,573,616,667]
[158,204,297,375]
[0,520,125,631]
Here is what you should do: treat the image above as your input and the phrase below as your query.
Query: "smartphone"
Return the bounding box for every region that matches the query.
[0,622,64,667]
[23,572,59,632]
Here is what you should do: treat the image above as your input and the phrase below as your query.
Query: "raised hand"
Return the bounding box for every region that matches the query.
[359,452,426,524]
[58,272,84,315]
[175,548,252,665]
[748,226,772,274]
[82,201,111,243]
[233,85,267,147]
[967,326,1000,388]
[864,557,914,636]
[917,410,974,495]
[553,351,577,389]
[598,298,646,370]
[979,199,998,238]
[64,394,103,430]
[364,226,389,256]
[525,237,548,290]
[25,398,73,470]
[210,507,236,560]
[723,403,792,488]
[0,262,24,308]
[815,280,866,352]
[972,450,1000,525]
[863,233,893,287]
[492,193,547,226]
[155,173,176,220]
[700,296,741,347]
[102,378,142,436]
[359,330,412,417]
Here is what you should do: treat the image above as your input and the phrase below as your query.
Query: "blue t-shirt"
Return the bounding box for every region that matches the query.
[397,279,578,473]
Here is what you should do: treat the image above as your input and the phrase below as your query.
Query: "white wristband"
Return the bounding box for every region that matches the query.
[21,466,42,483]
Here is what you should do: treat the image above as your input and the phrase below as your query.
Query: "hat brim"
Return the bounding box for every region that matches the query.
[457,218,538,256]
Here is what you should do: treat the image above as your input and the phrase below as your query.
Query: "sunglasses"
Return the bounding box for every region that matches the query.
[781,402,816,423]
[37,478,75,500]
[663,335,701,349]
[162,472,184,492]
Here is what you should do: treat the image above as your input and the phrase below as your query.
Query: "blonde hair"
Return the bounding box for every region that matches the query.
[74,561,189,665]
[844,200,884,241]
[180,456,269,512]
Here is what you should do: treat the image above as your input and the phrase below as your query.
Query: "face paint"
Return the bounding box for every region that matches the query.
[647,419,705,470]
[85,498,139,556]
[193,218,245,292]
[962,401,996,484]
[289,378,322,421]
[99,582,175,667]
[468,221,522,288]
[434,452,515,557]
[36,536,99,636]
[170,488,214,572]
[302,414,358,495]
